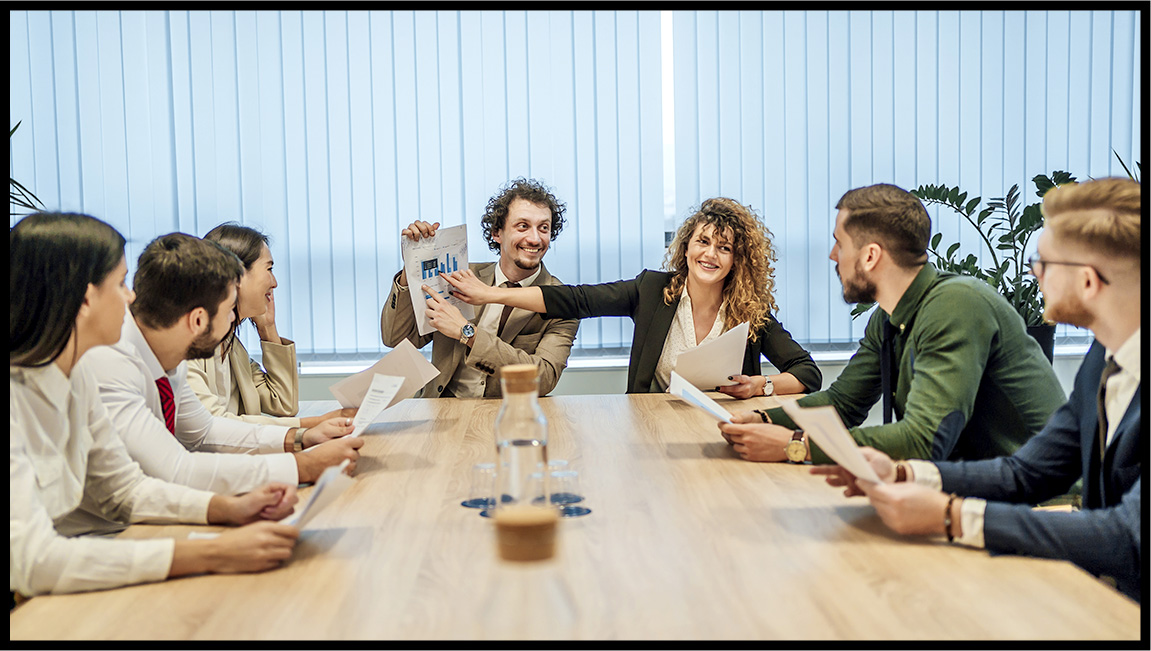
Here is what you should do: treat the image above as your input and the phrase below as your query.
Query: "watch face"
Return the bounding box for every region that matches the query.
[785,440,806,463]
[462,323,476,338]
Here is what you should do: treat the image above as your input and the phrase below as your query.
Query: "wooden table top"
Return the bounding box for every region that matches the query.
[9,393,1141,640]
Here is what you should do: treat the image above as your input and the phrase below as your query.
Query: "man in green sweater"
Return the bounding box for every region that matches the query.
[719,183,1065,464]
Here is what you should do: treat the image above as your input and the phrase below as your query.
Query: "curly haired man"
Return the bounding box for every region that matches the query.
[380,178,579,398]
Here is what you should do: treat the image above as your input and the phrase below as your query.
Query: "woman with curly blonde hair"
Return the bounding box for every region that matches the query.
[440,197,821,396]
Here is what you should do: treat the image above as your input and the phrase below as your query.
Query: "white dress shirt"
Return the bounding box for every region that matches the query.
[908,327,1142,548]
[10,362,214,596]
[653,291,727,392]
[447,264,543,397]
[75,311,299,516]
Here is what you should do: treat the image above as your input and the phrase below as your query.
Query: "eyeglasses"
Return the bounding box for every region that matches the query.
[1027,254,1110,285]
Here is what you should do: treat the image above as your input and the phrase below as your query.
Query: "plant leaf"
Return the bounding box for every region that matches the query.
[931,232,942,249]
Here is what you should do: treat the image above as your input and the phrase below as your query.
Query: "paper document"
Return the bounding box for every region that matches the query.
[668,371,733,423]
[779,402,884,484]
[673,322,749,390]
[281,459,355,530]
[402,223,474,335]
[349,374,405,437]
[328,339,440,409]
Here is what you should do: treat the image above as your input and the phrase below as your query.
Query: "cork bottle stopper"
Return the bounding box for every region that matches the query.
[500,363,539,393]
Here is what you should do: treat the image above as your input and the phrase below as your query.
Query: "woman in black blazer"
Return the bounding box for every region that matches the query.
[439,197,821,396]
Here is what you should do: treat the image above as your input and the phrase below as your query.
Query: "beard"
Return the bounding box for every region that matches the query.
[513,257,542,272]
[185,327,223,360]
[838,258,878,304]
[1044,292,1092,328]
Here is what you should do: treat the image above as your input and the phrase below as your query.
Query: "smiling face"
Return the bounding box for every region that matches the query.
[237,243,277,319]
[494,198,552,274]
[684,223,735,288]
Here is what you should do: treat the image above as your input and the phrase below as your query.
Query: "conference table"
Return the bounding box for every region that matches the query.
[9,393,1141,640]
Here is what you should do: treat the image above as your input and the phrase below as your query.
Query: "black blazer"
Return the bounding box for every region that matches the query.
[539,270,822,394]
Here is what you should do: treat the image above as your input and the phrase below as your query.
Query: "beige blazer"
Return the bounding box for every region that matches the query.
[380,261,579,398]
[185,336,302,426]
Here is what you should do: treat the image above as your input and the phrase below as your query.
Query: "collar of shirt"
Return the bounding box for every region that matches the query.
[1107,327,1141,384]
[120,307,187,386]
[12,362,72,413]
[675,290,727,344]
[887,263,939,333]
[493,262,542,288]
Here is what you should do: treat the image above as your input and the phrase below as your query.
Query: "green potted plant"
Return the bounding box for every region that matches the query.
[10,121,45,216]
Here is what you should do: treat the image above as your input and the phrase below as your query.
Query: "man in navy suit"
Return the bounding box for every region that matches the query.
[812,177,1142,603]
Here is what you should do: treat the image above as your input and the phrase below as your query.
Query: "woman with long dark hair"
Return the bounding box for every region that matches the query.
[186,222,354,428]
[10,212,300,602]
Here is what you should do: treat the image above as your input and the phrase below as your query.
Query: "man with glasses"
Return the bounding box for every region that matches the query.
[812,177,1142,602]
[721,183,1065,464]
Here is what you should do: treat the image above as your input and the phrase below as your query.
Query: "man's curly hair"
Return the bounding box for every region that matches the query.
[662,197,778,342]
[480,178,567,253]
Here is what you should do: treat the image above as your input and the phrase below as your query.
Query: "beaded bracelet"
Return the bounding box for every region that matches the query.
[944,493,958,542]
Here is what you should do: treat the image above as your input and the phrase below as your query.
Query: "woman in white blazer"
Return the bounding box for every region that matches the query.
[186,223,355,428]
[10,212,300,604]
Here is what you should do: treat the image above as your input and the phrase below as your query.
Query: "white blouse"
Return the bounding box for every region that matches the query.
[10,362,214,597]
[653,291,728,392]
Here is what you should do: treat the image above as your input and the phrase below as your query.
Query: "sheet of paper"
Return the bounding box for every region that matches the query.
[401,223,474,336]
[328,339,440,409]
[281,459,354,529]
[779,402,884,484]
[349,374,405,437]
[668,371,733,423]
[673,322,749,390]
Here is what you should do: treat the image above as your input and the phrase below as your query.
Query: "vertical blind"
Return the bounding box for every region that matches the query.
[10,10,1141,361]
[670,10,1141,346]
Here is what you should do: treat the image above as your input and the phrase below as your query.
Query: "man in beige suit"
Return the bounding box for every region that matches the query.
[381,178,579,398]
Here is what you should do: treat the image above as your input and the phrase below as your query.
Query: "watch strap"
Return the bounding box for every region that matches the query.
[293,427,306,453]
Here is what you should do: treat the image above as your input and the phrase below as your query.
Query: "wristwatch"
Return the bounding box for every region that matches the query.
[762,377,774,396]
[459,323,476,345]
[784,429,806,463]
[292,427,306,453]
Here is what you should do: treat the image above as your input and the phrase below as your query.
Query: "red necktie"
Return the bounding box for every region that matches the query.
[155,377,176,435]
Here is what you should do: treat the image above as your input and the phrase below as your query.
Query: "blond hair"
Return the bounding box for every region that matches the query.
[662,198,777,341]
[1042,177,1140,261]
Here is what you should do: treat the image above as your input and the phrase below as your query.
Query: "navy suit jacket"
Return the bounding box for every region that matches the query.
[936,341,1142,602]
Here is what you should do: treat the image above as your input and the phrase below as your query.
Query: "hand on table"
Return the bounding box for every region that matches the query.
[809,447,898,497]
[302,417,355,447]
[857,481,953,537]
[208,521,300,574]
[716,412,793,462]
[716,374,768,399]
[295,436,363,483]
[209,482,299,525]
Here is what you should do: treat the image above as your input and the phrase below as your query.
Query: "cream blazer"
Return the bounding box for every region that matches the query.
[185,336,302,427]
